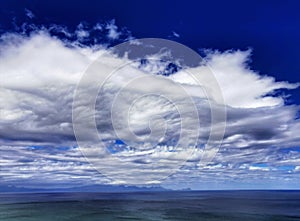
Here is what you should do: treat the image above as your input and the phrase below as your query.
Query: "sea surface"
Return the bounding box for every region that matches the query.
[0,191,300,221]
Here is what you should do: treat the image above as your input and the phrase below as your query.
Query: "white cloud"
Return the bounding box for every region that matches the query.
[75,23,90,40]
[170,50,299,108]
[249,165,270,171]
[0,27,299,187]
[106,20,120,40]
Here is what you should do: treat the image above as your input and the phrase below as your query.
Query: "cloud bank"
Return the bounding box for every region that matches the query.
[0,24,300,188]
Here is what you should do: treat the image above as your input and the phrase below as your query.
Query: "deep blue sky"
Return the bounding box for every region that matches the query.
[1,0,300,93]
[1,1,300,104]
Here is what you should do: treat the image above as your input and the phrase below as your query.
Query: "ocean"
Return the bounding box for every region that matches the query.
[0,191,300,221]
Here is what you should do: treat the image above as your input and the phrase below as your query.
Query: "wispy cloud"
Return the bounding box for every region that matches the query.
[106,19,120,40]
[172,31,180,38]
[24,9,35,19]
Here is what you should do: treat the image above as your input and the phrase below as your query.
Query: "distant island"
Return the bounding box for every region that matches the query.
[0,184,170,193]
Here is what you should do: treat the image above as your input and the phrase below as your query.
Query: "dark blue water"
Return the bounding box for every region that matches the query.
[0,191,300,221]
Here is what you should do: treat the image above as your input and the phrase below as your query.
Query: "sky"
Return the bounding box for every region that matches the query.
[0,0,300,190]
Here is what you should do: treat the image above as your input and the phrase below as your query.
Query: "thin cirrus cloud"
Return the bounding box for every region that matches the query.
[24,9,35,19]
[0,22,300,189]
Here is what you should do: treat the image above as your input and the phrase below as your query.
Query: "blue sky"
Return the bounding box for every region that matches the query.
[0,0,300,190]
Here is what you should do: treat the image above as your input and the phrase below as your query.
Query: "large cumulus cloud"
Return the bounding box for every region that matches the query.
[0,26,300,188]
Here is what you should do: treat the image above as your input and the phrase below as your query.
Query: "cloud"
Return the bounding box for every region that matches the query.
[0,145,110,188]
[106,19,120,40]
[24,9,35,19]
[170,49,299,108]
[7,20,132,47]
[75,23,90,40]
[172,31,180,38]
[0,26,300,187]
